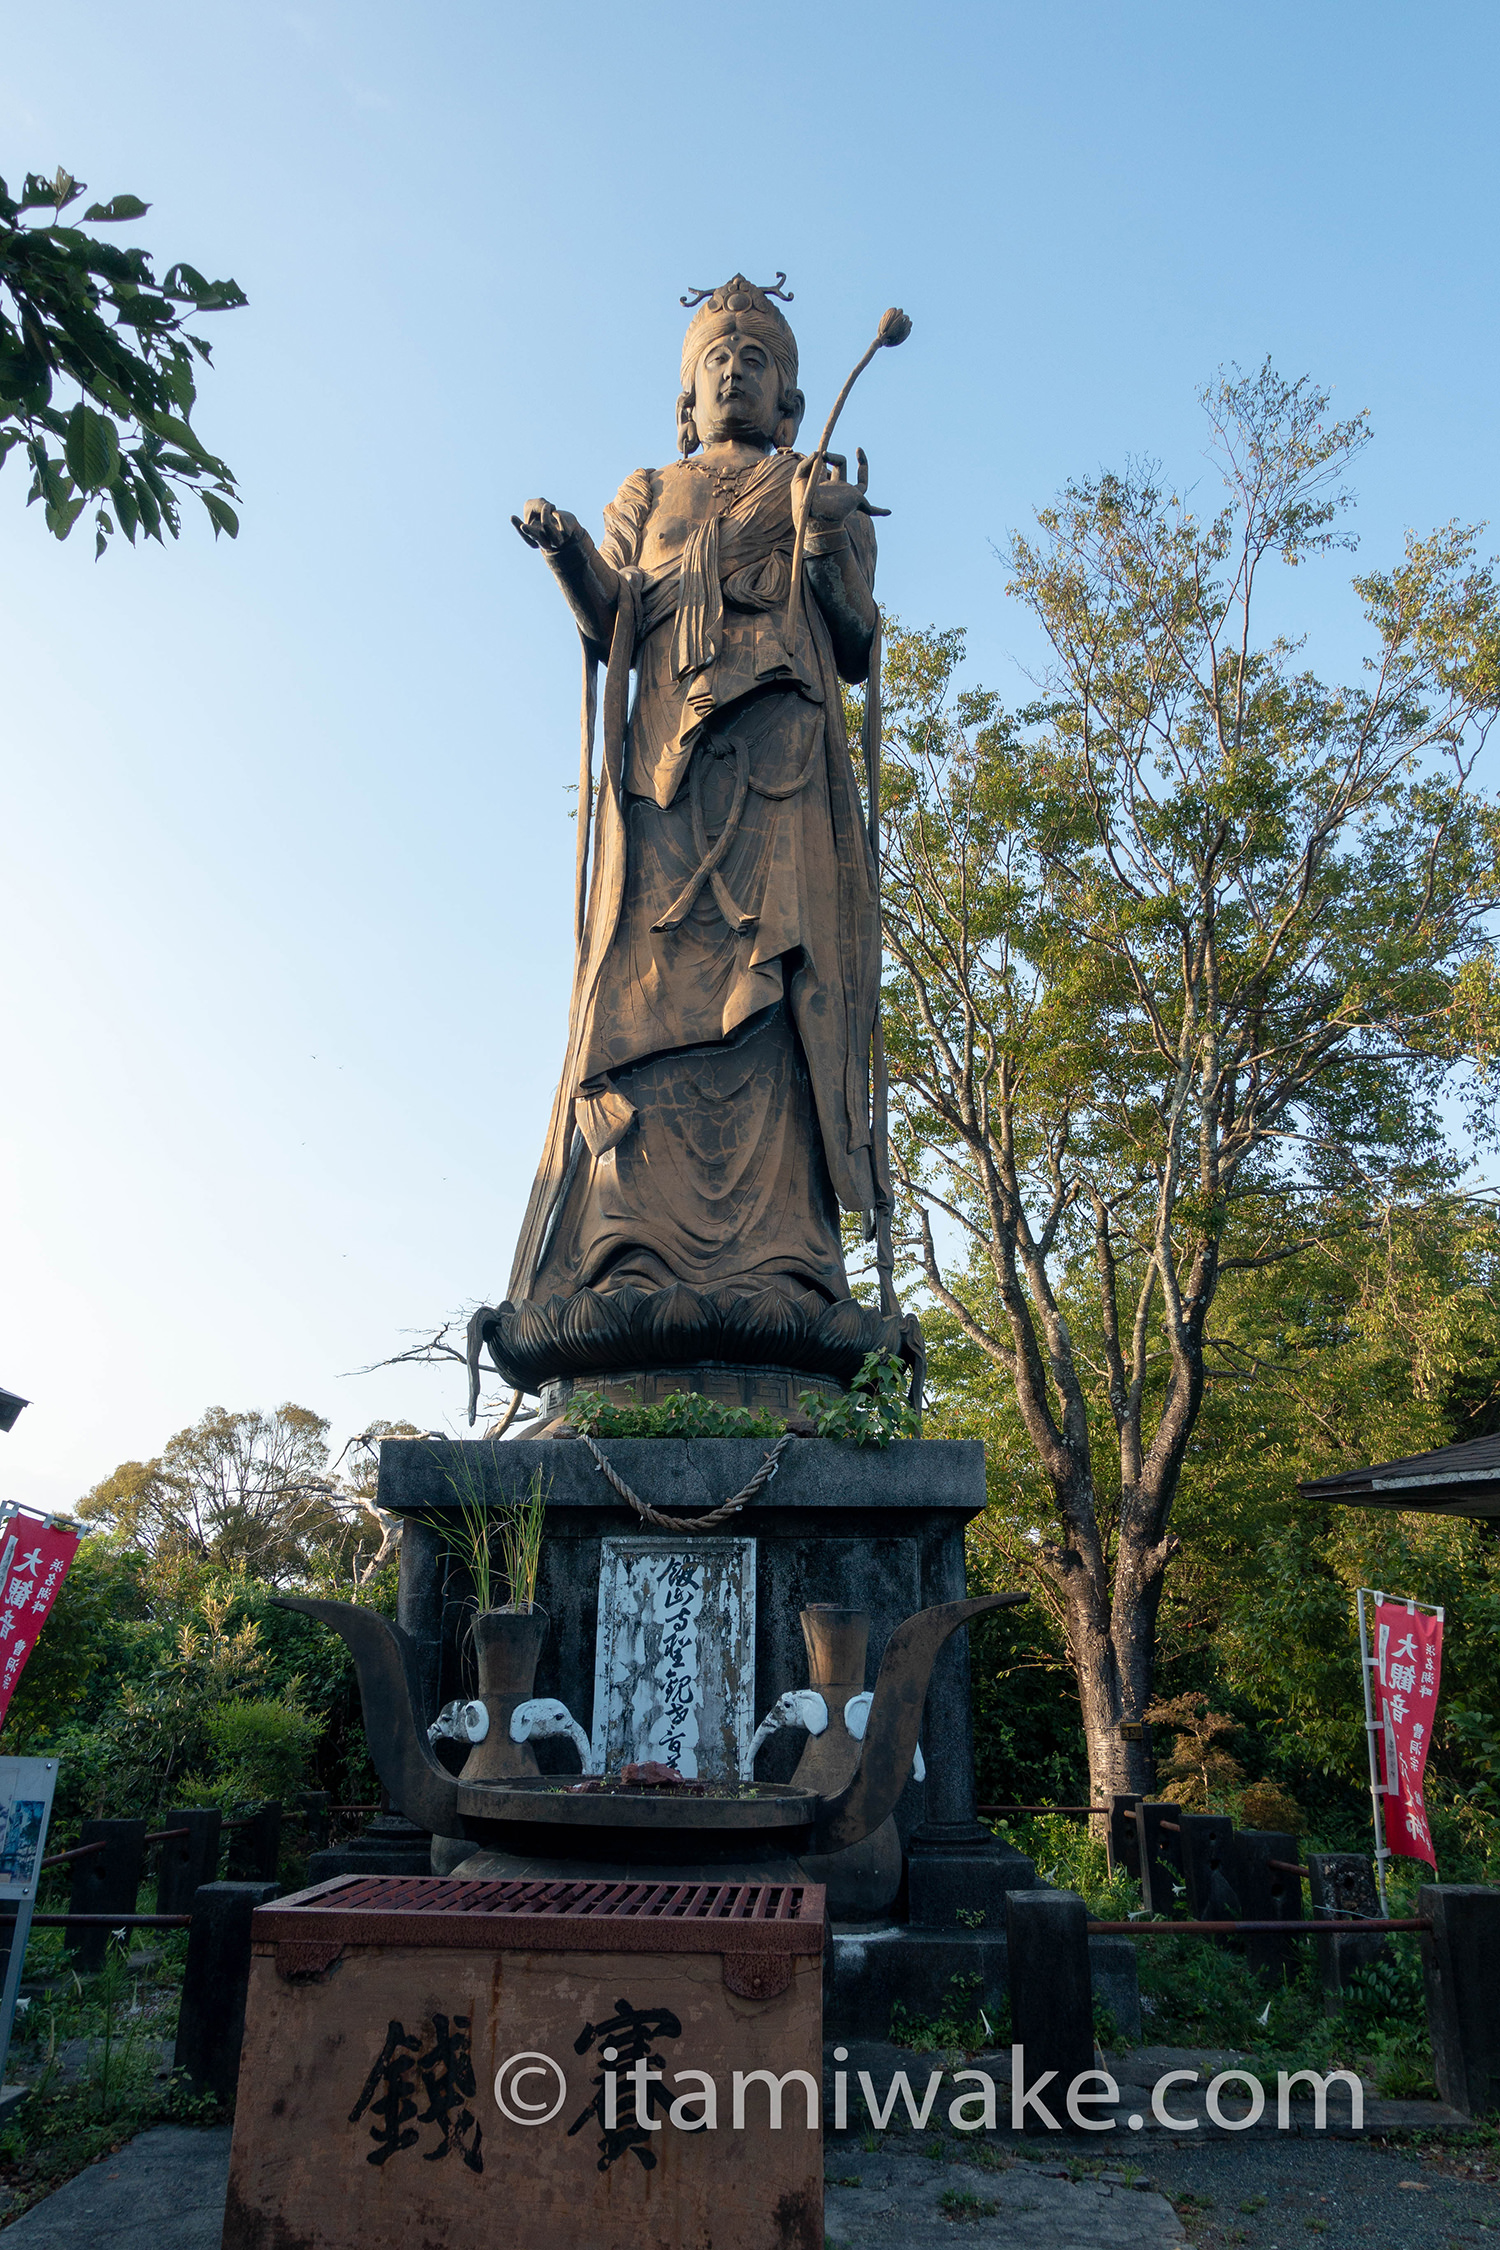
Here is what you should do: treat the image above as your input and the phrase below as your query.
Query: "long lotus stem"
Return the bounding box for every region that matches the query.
[782,342,879,646]
[782,307,910,648]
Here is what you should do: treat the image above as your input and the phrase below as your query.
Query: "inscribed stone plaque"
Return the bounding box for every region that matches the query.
[590,1537,756,1781]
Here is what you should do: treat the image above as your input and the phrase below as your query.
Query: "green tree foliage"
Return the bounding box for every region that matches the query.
[947,1189,1500,1853]
[83,1586,320,1815]
[1142,1692,1246,1810]
[0,1540,154,1743]
[1,1399,428,1842]
[2,1541,390,1831]
[7,1407,421,1831]
[0,165,243,554]
[77,1404,416,1586]
[875,365,1500,1801]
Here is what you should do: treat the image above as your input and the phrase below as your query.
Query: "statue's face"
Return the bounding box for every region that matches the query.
[691,327,781,446]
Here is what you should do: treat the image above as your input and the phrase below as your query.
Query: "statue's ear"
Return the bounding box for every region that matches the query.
[774,387,806,450]
[676,391,701,458]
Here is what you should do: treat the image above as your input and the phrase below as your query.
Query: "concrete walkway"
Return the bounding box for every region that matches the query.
[3,2125,232,2248]
[4,2048,1496,2249]
[3,2124,1185,2250]
[825,2150,1185,2247]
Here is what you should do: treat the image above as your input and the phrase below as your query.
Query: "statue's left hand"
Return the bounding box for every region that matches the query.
[794,448,887,527]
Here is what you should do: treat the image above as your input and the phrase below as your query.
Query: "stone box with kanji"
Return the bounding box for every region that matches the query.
[221,1872,826,2250]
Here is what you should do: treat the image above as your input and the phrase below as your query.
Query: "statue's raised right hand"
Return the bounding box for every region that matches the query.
[513,498,580,554]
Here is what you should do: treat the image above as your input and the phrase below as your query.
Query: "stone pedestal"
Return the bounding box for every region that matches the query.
[906,1827,1039,1930]
[380,1434,991,1853]
[375,1436,1123,2035]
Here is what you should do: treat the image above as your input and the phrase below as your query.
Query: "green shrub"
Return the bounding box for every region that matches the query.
[9,1551,380,1834]
[801,1352,920,1446]
[890,1972,1007,2053]
[184,1698,323,1810]
[563,1389,786,1440]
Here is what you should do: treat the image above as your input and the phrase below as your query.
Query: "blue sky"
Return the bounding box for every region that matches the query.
[3,2,1497,1510]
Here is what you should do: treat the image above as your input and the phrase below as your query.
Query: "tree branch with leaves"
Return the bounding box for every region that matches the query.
[0,165,244,554]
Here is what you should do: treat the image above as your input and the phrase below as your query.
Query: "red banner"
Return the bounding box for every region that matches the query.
[1373,1597,1443,1867]
[0,1512,79,1729]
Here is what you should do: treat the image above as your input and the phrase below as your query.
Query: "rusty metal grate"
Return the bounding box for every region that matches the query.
[288,1876,813,1922]
[254,1874,827,1959]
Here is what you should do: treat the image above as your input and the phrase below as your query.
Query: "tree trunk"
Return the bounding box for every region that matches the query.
[1056,1506,1167,1803]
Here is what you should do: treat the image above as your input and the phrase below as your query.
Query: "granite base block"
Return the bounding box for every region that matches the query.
[906,1831,1040,1927]
[1421,1882,1500,2117]
[306,1815,432,1884]
[826,1925,1141,2042]
[1089,1937,1144,2045]
[386,1435,993,1854]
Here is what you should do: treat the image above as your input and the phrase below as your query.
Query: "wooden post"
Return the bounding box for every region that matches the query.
[173,1880,281,2104]
[1005,1889,1094,2130]
[1421,1883,1500,2117]
[1177,1812,1237,1925]
[156,1809,223,1917]
[67,1819,146,1971]
[226,1804,282,1883]
[1226,1830,1303,1982]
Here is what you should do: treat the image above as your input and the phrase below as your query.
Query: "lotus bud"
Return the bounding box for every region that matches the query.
[878,307,913,347]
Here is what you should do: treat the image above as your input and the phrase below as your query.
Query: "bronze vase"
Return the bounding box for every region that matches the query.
[793,1604,905,1918]
[459,1607,549,1785]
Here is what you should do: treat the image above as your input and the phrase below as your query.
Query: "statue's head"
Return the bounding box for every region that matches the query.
[677,273,804,456]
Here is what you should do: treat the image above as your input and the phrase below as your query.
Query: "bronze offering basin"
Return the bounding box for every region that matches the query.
[279,1589,1025,1873]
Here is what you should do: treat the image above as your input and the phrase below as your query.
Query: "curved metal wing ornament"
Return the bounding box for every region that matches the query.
[276,1596,462,1836]
[811,1593,1027,1853]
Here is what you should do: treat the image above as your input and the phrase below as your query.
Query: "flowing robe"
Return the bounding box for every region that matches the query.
[509,448,880,1314]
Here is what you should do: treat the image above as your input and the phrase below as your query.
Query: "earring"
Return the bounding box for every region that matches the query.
[676,393,700,458]
[774,391,804,452]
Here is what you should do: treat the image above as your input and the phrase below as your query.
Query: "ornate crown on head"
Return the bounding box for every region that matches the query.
[680,272,795,315]
[678,272,799,394]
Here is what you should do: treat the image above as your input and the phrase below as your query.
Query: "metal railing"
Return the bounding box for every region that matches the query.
[1088,1916,1431,1936]
[31,1913,192,1930]
[983,1794,1397,1941]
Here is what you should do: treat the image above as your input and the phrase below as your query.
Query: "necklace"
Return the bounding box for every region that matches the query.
[692,455,762,512]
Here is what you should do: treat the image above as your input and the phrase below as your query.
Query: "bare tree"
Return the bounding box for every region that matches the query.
[345,1320,533,1438]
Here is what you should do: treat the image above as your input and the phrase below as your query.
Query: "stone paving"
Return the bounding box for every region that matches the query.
[2,2043,1497,2248]
[824,2148,1185,2247]
[823,2132,1500,2250]
[2,2124,232,2248]
[819,2043,1500,2250]
[1139,2133,1500,2249]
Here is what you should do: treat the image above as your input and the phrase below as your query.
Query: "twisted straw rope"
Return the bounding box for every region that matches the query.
[578,1431,795,1532]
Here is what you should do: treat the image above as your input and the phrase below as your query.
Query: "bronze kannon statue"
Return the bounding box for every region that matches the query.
[469,277,919,1419]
